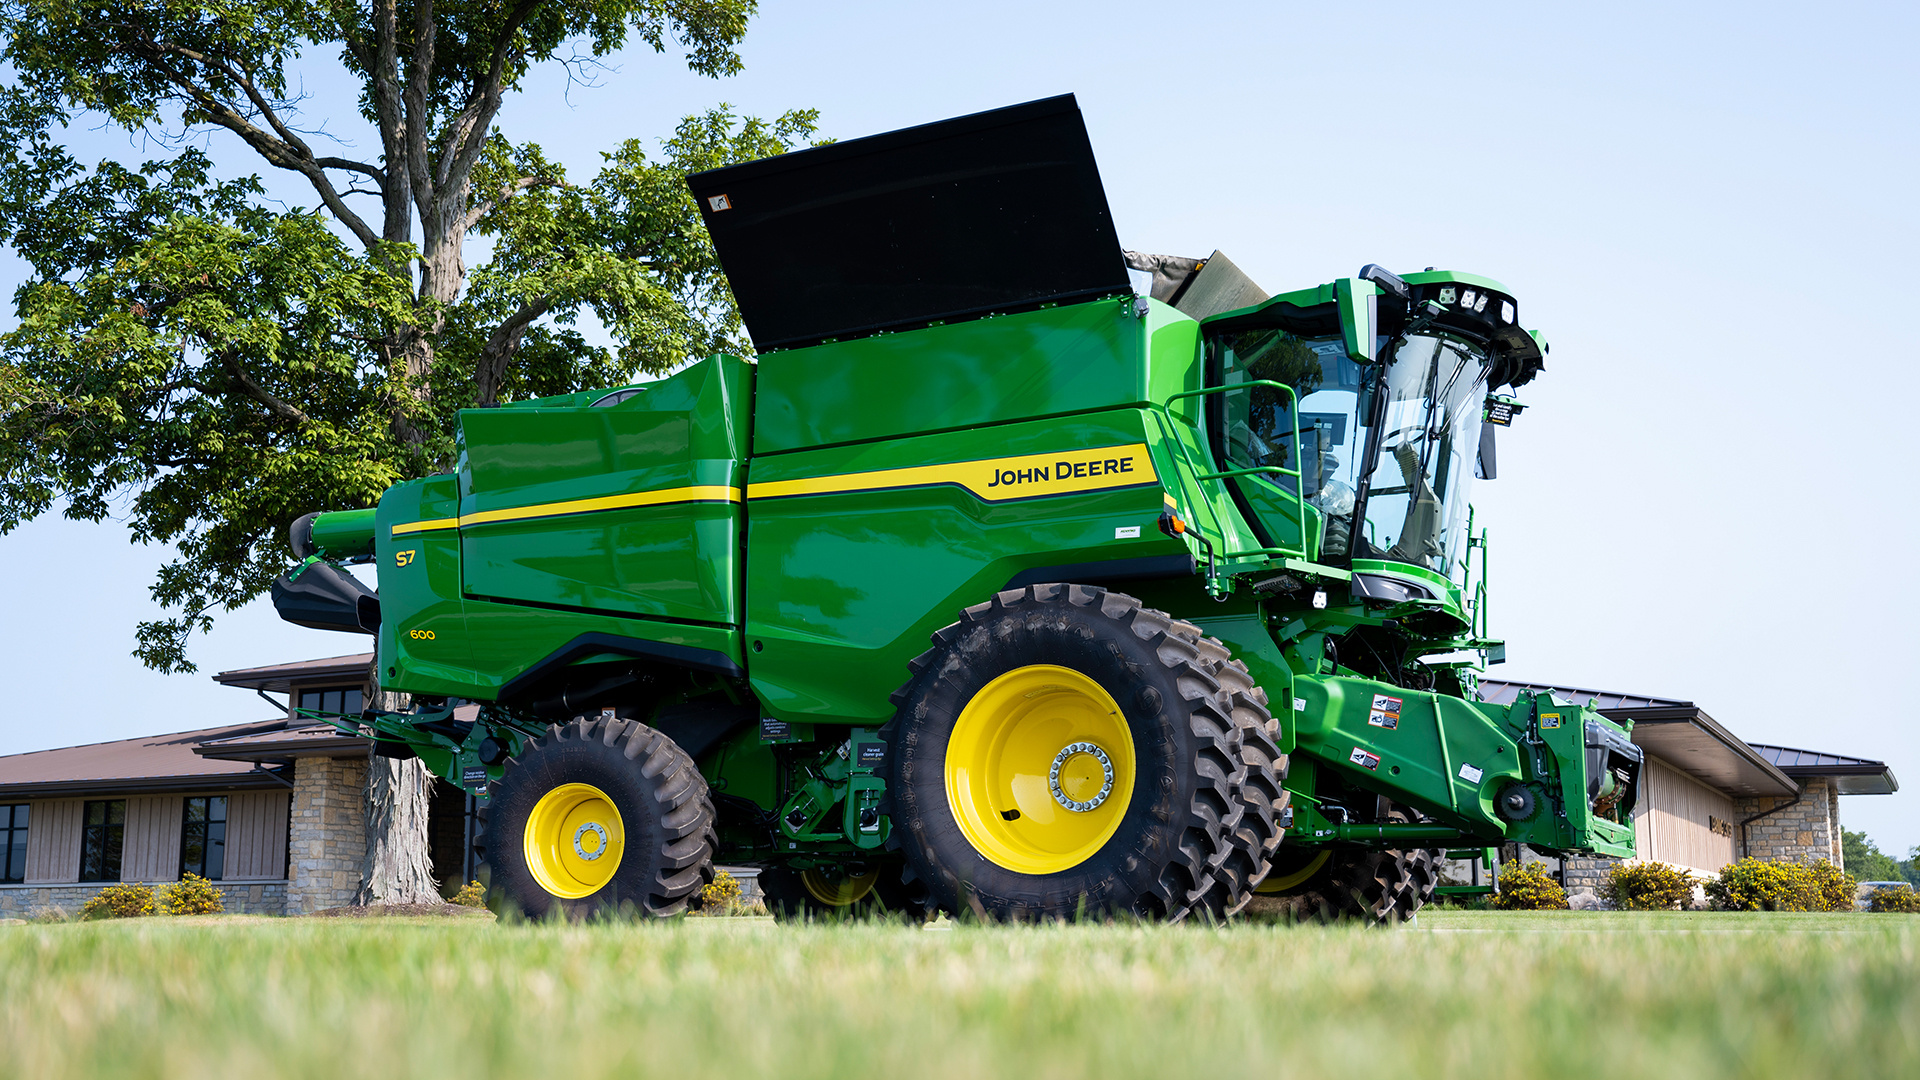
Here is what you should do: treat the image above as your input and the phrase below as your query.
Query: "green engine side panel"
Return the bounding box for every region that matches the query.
[752,297,1205,455]
[744,408,1194,724]
[455,354,751,625]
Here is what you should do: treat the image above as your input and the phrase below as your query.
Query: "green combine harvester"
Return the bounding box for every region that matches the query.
[274,95,1642,922]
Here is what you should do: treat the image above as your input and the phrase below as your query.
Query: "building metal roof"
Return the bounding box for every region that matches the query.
[1598,706,1797,798]
[1748,743,1899,795]
[212,652,372,693]
[0,722,295,799]
[1479,678,1892,800]
[1476,679,1691,711]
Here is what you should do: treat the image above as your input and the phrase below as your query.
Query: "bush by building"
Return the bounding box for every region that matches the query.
[1808,860,1857,911]
[158,873,226,915]
[1706,858,1855,912]
[1867,885,1920,913]
[77,883,159,920]
[1601,861,1698,910]
[1493,861,1568,910]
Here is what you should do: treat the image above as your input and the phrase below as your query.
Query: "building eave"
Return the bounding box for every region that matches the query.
[0,769,293,800]
[1599,705,1799,798]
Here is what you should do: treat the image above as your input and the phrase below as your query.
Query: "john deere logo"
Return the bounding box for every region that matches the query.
[987,455,1138,489]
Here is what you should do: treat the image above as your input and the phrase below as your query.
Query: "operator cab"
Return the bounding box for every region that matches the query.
[1202,270,1545,587]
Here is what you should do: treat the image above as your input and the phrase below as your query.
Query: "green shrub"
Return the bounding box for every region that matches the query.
[1493,861,1568,910]
[1868,885,1920,913]
[78,883,159,920]
[1706,859,1855,912]
[159,873,225,915]
[449,880,488,908]
[1808,861,1857,912]
[1602,861,1698,910]
[699,870,743,912]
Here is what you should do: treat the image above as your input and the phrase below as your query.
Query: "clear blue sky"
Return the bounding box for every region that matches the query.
[4,2,1917,851]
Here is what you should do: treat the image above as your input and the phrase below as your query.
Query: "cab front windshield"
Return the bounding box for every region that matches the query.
[1214,327,1492,579]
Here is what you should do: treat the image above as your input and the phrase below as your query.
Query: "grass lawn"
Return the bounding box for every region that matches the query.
[2,911,1916,1080]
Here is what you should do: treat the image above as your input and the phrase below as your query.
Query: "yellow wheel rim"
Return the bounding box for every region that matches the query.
[801,867,880,907]
[1255,850,1331,894]
[946,664,1136,875]
[523,783,625,899]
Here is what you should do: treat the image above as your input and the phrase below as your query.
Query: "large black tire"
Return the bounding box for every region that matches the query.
[1287,830,1444,924]
[1184,637,1290,910]
[881,583,1281,922]
[480,716,717,919]
[757,862,933,922]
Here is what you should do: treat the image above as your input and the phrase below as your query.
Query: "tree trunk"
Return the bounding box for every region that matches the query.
[355,754,443,905]
[354,668,442,906]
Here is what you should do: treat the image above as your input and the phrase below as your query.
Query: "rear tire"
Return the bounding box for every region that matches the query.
[480,717,717,919]
[1286,829,1443,923]
[758,862,932,922]
[882,583,1278,922]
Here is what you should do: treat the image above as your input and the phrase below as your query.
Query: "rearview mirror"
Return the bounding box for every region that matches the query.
[1334,277,1380,364]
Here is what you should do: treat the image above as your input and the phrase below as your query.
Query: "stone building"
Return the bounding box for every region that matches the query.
[1472,680,1898,897]
[0,652,480,918]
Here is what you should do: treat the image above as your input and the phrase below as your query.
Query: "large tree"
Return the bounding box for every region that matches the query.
[0,0,815,905]
[0,0,816,671]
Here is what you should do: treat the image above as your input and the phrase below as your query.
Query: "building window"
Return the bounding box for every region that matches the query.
[297,686,365,717]
[1,804,26,884]
[79,800,125,882]
[180,796,228,881]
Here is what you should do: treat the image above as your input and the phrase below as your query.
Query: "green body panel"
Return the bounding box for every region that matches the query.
[456,352,749,625]
[1291,674,1522,833]
[371,474,471,695]
[369,354,751,699]
[752,298,1205,455]
[745,406,1183,724]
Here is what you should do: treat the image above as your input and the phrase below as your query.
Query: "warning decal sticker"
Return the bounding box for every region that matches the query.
[1349,747,1381,771]
[1368,694,1402,730]
[1540,712,1562,730]
[1458,763,1484,783]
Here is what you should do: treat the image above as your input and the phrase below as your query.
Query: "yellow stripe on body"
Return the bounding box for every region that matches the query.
[387,485,741,538]
[390,516,461,537]
[748,443,1158,503]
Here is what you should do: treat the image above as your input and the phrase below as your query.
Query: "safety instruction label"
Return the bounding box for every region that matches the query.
[1458,763,1484,783]
[1350,747,1381,771]
[1540,712,1562,730]
[1368,694,1402,730]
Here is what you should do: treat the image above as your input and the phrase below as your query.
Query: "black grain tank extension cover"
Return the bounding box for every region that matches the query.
[687,94,1130,352]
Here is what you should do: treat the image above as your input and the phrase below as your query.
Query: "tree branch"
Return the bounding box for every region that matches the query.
[368,0,413,248]
[475,294,554,407]
[437,0,543,190]
[402,0,440,224]
[463,175,562,231]
[119,40,381,248]
[218,348,311,425]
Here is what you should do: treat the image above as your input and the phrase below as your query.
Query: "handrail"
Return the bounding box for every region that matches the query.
[1464,510,1490,642]
[1153,379,1309,596]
